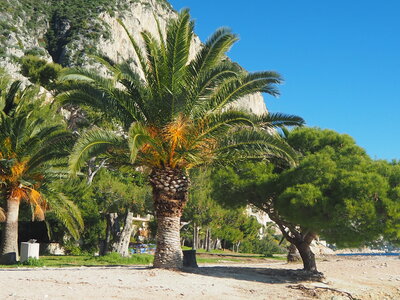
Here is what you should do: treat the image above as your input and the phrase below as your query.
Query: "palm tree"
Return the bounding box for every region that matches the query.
[57,9,304,268]
[0,79,83,264]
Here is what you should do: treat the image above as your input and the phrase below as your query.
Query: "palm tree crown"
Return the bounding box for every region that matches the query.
[59,10,303,173]
[58,9,304,268]
[0,78,83,264]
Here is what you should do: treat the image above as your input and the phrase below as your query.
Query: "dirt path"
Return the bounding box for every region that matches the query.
[0,256,399,299]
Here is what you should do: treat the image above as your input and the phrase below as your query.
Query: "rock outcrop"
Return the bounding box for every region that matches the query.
[0,0,267,114]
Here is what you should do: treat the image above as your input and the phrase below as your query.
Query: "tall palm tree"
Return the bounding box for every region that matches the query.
[0,80,83,264]
[58,9,304,268]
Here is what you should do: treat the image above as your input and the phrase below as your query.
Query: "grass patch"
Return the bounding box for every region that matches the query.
[95,252,153,265]
[22,257,45,267]
[0,251,285,268]
[182,246,261,255]
[197,257,242,264]
[0,253,154,268]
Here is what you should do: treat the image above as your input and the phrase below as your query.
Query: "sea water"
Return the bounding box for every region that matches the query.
[337,252,400,256]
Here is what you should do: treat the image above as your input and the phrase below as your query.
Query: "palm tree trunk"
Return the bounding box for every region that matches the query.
[154,215,183,268]
[150,167,189,269]
[0,198,20,264]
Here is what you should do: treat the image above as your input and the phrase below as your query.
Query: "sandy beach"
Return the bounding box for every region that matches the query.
[0,256,399,300]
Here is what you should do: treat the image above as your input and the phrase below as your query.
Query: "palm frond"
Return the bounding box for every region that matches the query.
[27,131,74,172]
[215,128,298,166]
[210,71,283,112]
[3,80,22,115]
[59,68,110,84]
[117,63,151,117]
[128,122,161,163]
[88,54,120,79]
[69,128,125,175]
[57,82,135,128]
[18,124,65,153]
[192,110,255,144]
[46,192,84,241]
[188,27,238,77]
[57,10,302,173]
[153,13,167,57]
[166,9,193,94]
[117,18,149,78]
[109,88,148,124]
[141,30,164,99]
[186,61,240,117]
[0,207,5,222]
[30,189,46,221]
[251,112,305,129]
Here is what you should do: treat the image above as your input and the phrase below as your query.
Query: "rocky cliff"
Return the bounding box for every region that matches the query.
[0,0,267,114]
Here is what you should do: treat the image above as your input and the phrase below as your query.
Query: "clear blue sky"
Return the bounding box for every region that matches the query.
[169,0,400,161]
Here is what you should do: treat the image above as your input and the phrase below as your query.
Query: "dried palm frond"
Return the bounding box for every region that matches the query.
[0,207,6,222]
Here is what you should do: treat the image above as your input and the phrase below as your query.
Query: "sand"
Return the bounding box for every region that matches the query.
[0,256,399,300]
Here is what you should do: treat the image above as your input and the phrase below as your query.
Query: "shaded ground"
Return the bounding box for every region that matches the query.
[0,256,399,299]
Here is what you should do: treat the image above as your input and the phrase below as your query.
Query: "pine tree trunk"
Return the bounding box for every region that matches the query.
[101,212,119,256]
[204,228,208,251]
[196,226,200,249]
[296,241,317,272]
[0,198,20,264]
[149,167,189,269]
[214,238,221,250]
[236,241,241,253]
[205,228,211,252]
[192,223,198,250]
[111,211,134,257]
[287,243,301,262]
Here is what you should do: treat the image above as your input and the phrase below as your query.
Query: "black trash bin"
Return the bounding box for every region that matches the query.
[183,249,198,267]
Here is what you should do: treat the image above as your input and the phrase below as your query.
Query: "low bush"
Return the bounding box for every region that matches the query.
[21,257,44,267]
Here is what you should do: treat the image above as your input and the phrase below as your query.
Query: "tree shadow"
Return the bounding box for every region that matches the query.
[182,265,325,284]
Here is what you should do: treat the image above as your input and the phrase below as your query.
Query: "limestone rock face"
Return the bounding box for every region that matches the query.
[0,0,267,114]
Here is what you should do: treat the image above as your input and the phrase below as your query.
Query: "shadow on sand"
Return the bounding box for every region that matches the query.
[182,265,325,284]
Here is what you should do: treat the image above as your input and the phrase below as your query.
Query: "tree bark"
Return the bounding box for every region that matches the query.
[0,198,20,264]
[192,222,198,250]
[153,215,183,268]
[259,199,318,272]
[111,211,134,257]
[100,212,119,256]
[296,241,317,272]
[214,238,221,250]
[149,167,190,269]
[287,243,301,262]
[205,228,211,252]
[236,241,241,253]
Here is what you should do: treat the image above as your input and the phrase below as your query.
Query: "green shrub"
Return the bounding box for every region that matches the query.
[22,257,44,267]
[239,236,287,256]
[24,47,46,57]
[19,55,62,90]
